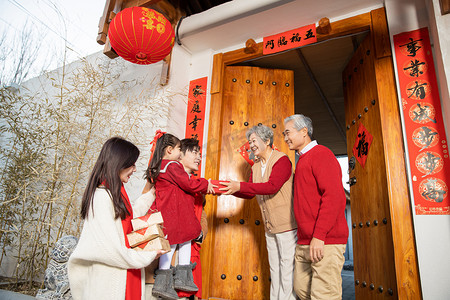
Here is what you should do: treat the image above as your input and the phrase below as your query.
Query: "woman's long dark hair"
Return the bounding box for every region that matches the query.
[81,137,140,220]
[145,133,180,184]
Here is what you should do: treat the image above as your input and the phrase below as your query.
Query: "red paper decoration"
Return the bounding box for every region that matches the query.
[108,7,175,65]
[236,142,280,166]
[352,123,373,168]
[184,77,207,179]
[237,141,255,166]
[394,28,450,214]
[263,23,317,55]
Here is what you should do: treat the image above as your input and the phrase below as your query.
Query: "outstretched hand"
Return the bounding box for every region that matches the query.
[207,179,217,194]
[220,180,241,195]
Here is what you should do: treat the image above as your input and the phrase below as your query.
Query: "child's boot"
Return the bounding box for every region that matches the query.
[174,262,198,292]
[152,268,180,300]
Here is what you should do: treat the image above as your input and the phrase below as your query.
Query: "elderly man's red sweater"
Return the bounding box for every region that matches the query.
[294,145,349,245]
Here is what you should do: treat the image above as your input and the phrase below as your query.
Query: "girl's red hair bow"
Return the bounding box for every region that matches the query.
[148,129,166,166]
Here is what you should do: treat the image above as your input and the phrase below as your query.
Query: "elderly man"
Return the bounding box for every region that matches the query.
[283,114,348,300]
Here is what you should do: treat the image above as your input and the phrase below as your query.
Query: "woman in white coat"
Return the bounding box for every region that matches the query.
[68,137,166,300]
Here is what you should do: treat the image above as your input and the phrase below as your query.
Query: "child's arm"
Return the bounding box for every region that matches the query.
[167,162,209,193]
[207,179,217,194]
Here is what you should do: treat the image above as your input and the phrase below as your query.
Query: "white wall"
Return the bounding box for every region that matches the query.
[158,45,215,175]
[164,44,192,139]
[385,0,450,299]
[189,49,215,175]
[178,0,384,53]
[18,52,171,201]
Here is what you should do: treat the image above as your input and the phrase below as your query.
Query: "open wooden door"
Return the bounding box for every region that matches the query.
[203,66,294,300]
[342,11,421,299]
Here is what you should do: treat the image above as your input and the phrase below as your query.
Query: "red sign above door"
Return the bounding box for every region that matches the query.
[263,23,317,55]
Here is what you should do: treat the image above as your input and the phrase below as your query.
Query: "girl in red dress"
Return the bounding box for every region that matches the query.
[146,133,213,300]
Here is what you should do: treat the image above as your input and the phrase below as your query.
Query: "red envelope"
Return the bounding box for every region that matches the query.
[237,142,255,166]
[210,180,230,194]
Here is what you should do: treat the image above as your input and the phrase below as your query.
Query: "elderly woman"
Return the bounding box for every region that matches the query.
[221,125,297,300]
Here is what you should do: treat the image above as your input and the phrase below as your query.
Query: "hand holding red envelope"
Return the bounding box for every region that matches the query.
[210,180,230,194]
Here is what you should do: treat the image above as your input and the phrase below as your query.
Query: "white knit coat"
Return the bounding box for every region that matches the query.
[68,188,157,300]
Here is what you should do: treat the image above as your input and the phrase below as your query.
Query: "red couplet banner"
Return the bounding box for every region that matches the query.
[393,27,449,215]
[185,77,208,177]
[263,23,317,55]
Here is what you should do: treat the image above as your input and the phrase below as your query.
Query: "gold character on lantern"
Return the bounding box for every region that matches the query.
[143,19,156,30]
[157,23,165,34]
[142,9,156,19]
[157,15,166,25]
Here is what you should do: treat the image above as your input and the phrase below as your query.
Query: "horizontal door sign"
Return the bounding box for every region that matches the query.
[263,23,317,55]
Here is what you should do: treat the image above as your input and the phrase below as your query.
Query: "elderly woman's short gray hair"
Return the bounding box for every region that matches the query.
[284,114,313,138]
[246,125,274,147]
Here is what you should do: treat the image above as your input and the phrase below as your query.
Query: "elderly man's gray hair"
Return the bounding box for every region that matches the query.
[284,114,313,138]
[246,125,274,147]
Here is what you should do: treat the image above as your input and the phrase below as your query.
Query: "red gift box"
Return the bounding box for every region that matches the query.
[131,211,164,231]
[134,237,170,252]
[210,180,230,194]
[127,224,164,247]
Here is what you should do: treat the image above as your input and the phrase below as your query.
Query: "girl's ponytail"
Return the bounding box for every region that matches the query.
[146,132,180,184]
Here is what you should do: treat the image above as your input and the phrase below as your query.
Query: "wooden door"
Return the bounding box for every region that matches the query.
[206,66,294,300]
[343,29,421,299]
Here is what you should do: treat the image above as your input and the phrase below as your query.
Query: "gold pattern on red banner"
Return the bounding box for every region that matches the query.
[394,27,450,215]
[185,77,207,178]
[419,178,448,204]
[263,24,317,55]
[412,126,439,150]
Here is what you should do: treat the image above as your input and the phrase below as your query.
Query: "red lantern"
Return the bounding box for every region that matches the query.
[108,7,175,65]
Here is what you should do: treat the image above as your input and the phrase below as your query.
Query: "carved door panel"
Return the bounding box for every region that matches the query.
[343,31,422,299]
[207,66,294,300]
[343,33,397,299]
